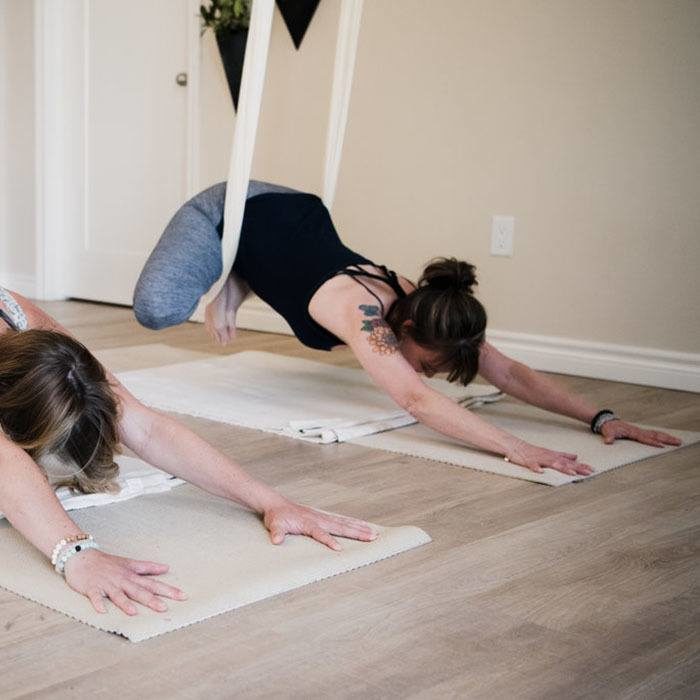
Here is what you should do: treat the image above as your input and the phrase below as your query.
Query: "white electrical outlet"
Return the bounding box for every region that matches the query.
[491,216,514,256]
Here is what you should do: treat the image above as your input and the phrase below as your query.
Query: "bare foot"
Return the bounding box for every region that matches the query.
[204,274,249,345]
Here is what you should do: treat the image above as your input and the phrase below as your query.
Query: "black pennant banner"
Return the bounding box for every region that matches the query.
[275,0,321,49]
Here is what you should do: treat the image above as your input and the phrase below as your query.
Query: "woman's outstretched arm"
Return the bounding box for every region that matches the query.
[477,342,681,447]
[321,300,593,476]
[0,432,87,558]
[0,431,185,615]
[112,381,377,549]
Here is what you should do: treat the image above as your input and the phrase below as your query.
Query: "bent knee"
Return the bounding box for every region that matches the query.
[133,287,196,330]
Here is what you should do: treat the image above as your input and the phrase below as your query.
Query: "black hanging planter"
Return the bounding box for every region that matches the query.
[216,28,249,111]
[207,0,322,111]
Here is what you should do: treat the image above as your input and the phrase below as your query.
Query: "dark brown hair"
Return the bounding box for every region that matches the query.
[0,329,120,494]
[386,258,487,385]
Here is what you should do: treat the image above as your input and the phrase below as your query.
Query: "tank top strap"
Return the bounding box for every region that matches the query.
[374,264,408,299]
[0,286,28,331]
[336,263,408,315]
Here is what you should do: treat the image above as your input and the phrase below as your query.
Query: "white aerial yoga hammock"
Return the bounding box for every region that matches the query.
[322,0,364,210]
[201,0,365,308]
[203,0,275,306]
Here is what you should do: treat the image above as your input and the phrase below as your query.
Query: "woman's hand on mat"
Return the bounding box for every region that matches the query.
[263,499,378,551]
[505,440,593,477]
[599,420,682,447]
[64,549,187,616]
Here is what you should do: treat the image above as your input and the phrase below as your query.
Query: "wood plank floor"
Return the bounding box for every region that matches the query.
[2,301,699,699]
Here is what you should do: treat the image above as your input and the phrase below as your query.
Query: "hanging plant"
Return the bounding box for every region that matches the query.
[200,0,251,35]
[200,0,253,111]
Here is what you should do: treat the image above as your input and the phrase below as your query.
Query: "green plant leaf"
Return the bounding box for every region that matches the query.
[199,0,251,34]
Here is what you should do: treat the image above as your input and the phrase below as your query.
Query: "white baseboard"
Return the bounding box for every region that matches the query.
[0,273,37,298]
[487,330,700,393]
[233,297,700,392]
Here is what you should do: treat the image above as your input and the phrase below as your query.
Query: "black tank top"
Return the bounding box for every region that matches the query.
[230,193,406,350]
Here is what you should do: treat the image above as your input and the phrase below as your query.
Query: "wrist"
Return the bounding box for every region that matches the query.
[50,533,93,566]
[56,540,101,575]
[256,491,291,514]
[63,547,102,578]
[227,478,288,514]
[590,409,619,434]
[499,434,527,459]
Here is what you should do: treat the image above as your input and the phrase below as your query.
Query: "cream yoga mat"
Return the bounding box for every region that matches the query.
[115,350,493,433]
[115,351,700,487]
[0,460,430,642]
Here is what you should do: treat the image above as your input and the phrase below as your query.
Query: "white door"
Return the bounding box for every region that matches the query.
[65,0,192,305]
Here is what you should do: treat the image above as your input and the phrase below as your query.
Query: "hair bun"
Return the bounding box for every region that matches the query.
[420,258,477,294]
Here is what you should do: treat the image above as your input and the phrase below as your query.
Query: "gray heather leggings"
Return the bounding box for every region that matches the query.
[133,180,297,329]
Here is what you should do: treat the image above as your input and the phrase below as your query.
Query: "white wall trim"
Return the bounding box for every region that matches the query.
[487,330,700,393]
[186,0,201,198]
[33,0,45,299]
[322,0,364,210]
[81,0,90,254]
[33,0,62,300]
[34,0,87,301]
[234,300,700,392]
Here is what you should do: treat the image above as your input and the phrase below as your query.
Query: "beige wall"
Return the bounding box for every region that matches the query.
[242,0,700,354]
[0,0,35,281]
[199,29,234,188]
[3,1,699,356]
[252,0,339,192]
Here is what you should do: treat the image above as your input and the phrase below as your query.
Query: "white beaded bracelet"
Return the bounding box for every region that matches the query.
[51,534,93,566]
[55,540,100,575]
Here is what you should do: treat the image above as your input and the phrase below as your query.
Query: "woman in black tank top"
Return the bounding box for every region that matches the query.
[134,185,681,479]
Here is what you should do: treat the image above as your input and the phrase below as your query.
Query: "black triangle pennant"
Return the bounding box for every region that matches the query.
[216,30,248,111]
[276,0,321,50]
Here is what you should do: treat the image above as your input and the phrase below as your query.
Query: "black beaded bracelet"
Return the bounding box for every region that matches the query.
[590,409,616,434]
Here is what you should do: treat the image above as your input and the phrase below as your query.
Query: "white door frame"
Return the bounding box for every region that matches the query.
[34,0,77,300]
[33,0,201,301]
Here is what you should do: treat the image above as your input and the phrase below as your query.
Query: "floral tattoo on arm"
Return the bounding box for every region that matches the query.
[358,304,399,355]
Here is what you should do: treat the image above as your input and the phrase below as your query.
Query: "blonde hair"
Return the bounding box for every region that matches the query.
[0,329,120,494]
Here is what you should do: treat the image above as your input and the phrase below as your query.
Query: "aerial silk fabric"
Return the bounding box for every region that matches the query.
[203,0,275,307]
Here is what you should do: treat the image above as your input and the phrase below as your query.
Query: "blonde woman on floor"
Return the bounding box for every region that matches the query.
[0,286,376,617]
